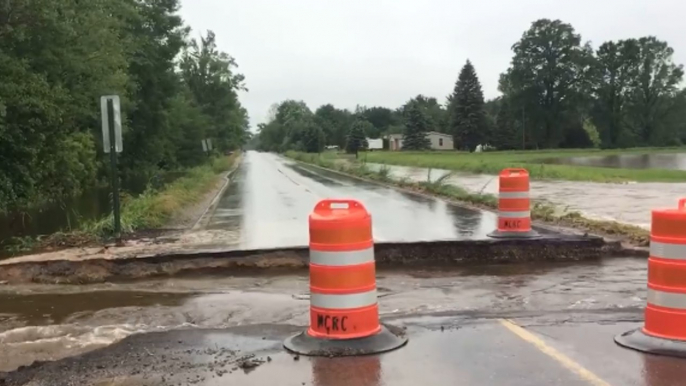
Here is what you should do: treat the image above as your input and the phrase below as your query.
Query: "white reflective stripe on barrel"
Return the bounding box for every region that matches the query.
[311,289,377,309]
[647,288,686,309]
[499,191,530,199]
[498,211,531,218]
[309,247,375,266]
[650,241,686,260]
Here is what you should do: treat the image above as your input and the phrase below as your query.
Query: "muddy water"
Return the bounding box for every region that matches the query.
[368,162,686,228]
[541,152,686,170]
[0,291,192,372]
[0,172,186,251]
[0,259,648,372]
[0,291,189,328]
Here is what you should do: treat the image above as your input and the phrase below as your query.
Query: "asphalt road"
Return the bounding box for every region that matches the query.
[207,151,497,250]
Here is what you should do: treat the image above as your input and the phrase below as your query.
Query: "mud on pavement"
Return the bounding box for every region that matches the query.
[5,315,686,386]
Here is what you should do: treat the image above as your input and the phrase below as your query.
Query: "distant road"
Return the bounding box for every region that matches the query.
[206,151,497,250]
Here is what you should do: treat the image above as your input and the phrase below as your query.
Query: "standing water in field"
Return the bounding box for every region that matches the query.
[0,171,186,254]
[540,153,686,170]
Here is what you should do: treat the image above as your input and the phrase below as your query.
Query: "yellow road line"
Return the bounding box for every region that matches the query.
[499,319,612,386]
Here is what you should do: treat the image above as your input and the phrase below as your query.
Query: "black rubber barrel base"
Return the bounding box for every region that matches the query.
[283,324,408,357]
[615,328,686,358]
[488,229,541,239]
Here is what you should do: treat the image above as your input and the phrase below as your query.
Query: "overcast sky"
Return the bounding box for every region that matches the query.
[180,0,685,129]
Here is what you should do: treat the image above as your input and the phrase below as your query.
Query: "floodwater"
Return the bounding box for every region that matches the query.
[0,171,185,248]
[366,162,686,229]
[541,152,686,170]
[210,152,498,250]
[0,258,649,373]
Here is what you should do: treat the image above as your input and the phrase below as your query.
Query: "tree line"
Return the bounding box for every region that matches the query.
[0,0,249,212]
[256,18,685,154]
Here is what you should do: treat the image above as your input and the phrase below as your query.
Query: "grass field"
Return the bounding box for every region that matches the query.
[361,148,686,183]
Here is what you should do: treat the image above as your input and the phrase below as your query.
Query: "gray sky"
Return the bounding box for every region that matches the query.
[180,0,685,130]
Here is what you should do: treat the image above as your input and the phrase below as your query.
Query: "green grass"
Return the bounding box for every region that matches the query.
[361,147,686,183]
[286,151,650,246]
[83,153,239,236]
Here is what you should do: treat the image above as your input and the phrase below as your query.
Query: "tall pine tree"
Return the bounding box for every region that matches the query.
[448,60,488,151]
[346,119,369,156]
[402,102,431,150]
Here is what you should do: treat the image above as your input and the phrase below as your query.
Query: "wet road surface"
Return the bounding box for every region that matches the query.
[207,152,497,249]
[4,258,684,385]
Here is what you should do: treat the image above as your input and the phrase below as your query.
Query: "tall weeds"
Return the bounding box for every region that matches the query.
[84,153,238,237]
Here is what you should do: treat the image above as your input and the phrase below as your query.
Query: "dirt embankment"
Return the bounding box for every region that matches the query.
[0,236,627,284]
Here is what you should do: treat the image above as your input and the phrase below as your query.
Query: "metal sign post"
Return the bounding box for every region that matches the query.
[101,95,123,238]
[201,138,213,156]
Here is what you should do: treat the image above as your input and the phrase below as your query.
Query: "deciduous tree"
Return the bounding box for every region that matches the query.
[500,19,594,148]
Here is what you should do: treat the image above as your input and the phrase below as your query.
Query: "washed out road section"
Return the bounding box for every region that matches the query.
[0,258,647,374]
[7,316,686,385]
[212,152,497,250]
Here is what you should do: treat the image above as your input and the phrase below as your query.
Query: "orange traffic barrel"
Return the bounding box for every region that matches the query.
[284,199,408,356]
[615,198,686,357]
[488,168,540,239]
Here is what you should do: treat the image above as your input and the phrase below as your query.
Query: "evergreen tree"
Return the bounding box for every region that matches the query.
[346,119,369,156]
[302,123,325,153]
[402,102,431,150]
[448,60,488,151]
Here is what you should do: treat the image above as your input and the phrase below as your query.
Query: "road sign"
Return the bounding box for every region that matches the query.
[100,95,123,239]
[101,95,123,153]
[202,138,214,153]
